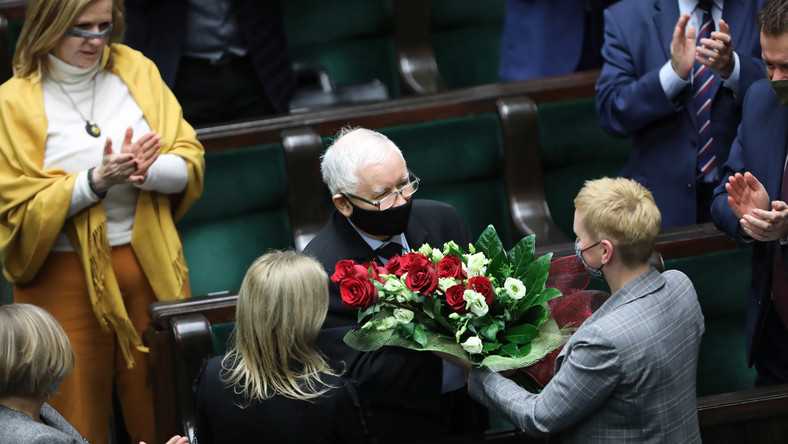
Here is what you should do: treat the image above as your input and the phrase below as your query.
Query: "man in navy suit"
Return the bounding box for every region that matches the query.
[711,0,788,386]
[597,0,764,229]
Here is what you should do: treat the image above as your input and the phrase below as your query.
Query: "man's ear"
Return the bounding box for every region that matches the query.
[332,194,354,218]
[600,239,615,265]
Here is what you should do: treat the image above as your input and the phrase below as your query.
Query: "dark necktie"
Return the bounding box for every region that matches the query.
[692,0,719,182]
[772,159,788,328]
[375,242,403,261]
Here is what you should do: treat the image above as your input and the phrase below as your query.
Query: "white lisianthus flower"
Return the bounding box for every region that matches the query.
[464,289,489,317]
[504,277,527,300]
[418,243,434,257]
[442,240,460,255]
[448,312,461,320]
[384,277,405,293]
[461,336,483,354]
[431,248,444,262]
[438,277,459,293]
[393,308,414,324]
[375,317,398,331]
[464,252,490,277]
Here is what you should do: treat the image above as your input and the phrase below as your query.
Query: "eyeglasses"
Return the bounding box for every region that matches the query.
[343,173,421,210]
[575,239,601,255]
[65,23,113,40]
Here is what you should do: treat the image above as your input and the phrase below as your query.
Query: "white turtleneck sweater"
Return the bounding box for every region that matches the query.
[43,55,188,251]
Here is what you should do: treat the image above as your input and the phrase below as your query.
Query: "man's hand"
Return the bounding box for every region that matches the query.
[670,15,697,80]
[695,19,735,78]
[726,172,769,219]
[741,200,788,242]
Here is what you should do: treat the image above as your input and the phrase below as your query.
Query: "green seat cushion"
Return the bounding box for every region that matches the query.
[430,0,504,88]
[665,247,756,395]
[377,114,513,247]
[284,0,400,97]
[178,145,293,296]
[537,98,631,237]
[211,322,236,355]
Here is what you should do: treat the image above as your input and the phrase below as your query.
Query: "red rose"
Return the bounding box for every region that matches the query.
[385,255,405,277]
[405,262,439,295]
[445,284,466,313]
[468,276,494,305]
[399,252,431,273]
[437,255,465,279]
[363,261,387,283]
[331,259,358,283]
[339,276,377,309]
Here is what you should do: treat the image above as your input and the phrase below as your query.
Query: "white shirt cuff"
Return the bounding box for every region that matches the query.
[136,154,188,194]
[722,51,741,95]
[659,60,690,101]
[68,170,100,217]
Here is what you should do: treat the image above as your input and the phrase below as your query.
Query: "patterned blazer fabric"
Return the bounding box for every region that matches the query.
[470,269,705,443]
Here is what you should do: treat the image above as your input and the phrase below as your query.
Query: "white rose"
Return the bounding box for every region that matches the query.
[417,243,434,257]
[464,252,490,277]
[438,277,459,293]
[464,289,489,317]
[431,248,444,262]
[393,308,414,324]
[504,277,527,300]
[384,277,405,294]
[461,336,483,354]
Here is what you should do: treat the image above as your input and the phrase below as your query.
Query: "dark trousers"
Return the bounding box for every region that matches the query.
[173,55,276,127]
[696,181,717,224]
[754,307,788,386]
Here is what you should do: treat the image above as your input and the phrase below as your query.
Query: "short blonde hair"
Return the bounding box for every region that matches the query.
[13,0,126,78]
[574,177,661,266]
[221,251,337,402]
[0,304,74,399]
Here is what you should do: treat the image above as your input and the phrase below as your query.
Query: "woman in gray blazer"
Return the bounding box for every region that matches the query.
[0,304,188,444]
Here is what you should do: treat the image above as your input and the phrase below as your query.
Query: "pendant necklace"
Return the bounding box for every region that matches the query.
[53,73,101,138]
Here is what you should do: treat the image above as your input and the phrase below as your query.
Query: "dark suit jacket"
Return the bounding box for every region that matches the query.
[596,0,764,228]
[195,356,368,444]
[303,199,470,443]
[711,79,788,368]
[0,404,86,444]
[124,0,295,113]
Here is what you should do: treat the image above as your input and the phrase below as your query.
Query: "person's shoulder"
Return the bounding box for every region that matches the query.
[0,75,38,105]
[0,405,82,444]
[606,0,652,18]
[109,43,162,78]
[743,79,781,114]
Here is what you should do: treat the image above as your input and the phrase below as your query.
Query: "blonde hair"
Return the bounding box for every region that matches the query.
[0,304,74,399]
[574,177,661,266]
[221,251,337,403]
[13,0,125,78]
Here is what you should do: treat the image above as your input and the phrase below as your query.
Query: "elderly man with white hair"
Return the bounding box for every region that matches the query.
[304,127,475,443]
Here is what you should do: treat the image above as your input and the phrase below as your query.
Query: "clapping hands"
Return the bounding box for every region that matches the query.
[726,172,788,241]
[92,127,161,193]
[670,15,735,80]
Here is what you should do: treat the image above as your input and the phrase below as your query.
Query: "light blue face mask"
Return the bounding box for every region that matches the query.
[575,239,605,279]
[771,79,788,106]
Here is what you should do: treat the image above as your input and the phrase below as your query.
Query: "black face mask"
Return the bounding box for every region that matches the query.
[348,199,413,237]
[771,79,788,106]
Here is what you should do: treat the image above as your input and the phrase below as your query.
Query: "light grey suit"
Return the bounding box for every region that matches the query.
[0,403,87,443]
[470,269,704,443]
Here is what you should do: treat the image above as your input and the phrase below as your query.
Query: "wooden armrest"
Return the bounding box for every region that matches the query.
[698,384,788,427]
[394,0,446,95]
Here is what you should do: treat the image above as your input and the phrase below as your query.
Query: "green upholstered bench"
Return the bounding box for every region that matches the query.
[177,144,293,296]
[283,0,401,98]
[536,97,631,238]
[430,0,504,89]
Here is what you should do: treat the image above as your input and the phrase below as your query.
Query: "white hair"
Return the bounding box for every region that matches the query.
[320,127,406,195]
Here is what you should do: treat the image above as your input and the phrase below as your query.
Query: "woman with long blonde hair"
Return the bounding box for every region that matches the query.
[195,251,368,444]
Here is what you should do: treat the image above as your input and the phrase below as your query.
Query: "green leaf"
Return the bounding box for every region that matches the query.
[500,343,520,357]
[508,235,536,279]
[398,322,416,339]
[357,304,381,323]
[536,287,562,305]
[515,304,549,328]
[480,319,563,372]
[482,342,502,353]
[343,328,394,351]
[504,323,539,344]
[413,324,429,347]
[513,342,532,358]
[480,320,504,341]
[474,225,508,277]
[524,253,553,299]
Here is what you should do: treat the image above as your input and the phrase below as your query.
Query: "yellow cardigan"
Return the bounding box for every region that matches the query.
[0,44,205,367]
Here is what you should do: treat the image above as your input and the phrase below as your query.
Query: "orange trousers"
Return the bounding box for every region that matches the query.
[14,245,169,444]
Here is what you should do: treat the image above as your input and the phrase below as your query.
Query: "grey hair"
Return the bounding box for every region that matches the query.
[320,127,405,195]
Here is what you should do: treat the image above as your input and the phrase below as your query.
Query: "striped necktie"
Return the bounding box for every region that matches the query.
[692,0,719,182]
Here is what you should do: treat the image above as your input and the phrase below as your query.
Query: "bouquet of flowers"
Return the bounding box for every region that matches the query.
[333,225,596,378]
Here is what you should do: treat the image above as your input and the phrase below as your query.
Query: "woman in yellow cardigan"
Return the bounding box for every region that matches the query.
[0,0,205,442]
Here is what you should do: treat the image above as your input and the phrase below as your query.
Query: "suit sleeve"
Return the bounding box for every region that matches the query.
[468,325,620,436]
[711,122,748,241]
[596,9,681,137]
[735,54,766,106]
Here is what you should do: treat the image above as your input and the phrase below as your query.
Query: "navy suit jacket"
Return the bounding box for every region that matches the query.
[711,79,787,366]
[596,0,764,228]
[124,0,295,114]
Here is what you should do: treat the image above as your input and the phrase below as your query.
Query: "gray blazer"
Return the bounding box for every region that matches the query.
[0,403,87,443]
[470,269,704,443]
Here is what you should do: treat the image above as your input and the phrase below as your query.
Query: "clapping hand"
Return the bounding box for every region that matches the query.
[726,172,769,219]
[695,19,735,78]
[91,138,137,194]
[726,172,788,241]
[670,15,696,80]
[741,201,788,242]
[120,127,161,185]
